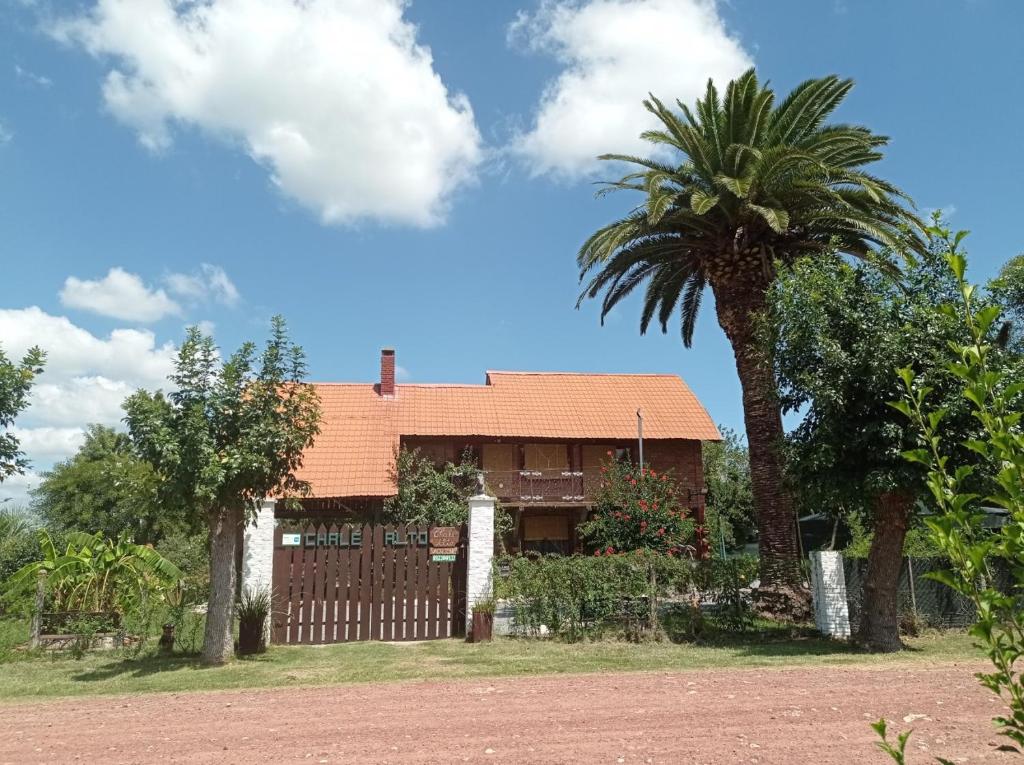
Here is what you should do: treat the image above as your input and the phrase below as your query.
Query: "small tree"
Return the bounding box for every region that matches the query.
[384,447,480,527]
[766,222,1019,651]
[384,447,513,540]
[703,427,755,555]
[32,425,171,544]
[0,343,45,481]
[880,241,1024,757]
[579,456,695,557]
[123,317,320,665]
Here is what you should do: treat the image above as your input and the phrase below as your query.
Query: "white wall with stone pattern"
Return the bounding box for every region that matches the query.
[810,550,851,639]
[242,499,276,594]
[466,493,496,634]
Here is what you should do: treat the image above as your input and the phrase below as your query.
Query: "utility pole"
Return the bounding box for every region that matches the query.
[637,407,644,469]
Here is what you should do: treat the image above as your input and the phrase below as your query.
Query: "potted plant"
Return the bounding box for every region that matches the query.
[237,586,271,655]
[469,599,495,643]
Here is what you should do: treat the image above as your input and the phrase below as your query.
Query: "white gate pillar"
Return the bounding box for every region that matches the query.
[810,550,851,639]
[242,498,276,593]
[466,492,496,635]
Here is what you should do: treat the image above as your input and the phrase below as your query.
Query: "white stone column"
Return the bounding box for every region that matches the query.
[242,499,276,645]
[242,500,276,593]
[466,493,496,635]
[810,550,851,639]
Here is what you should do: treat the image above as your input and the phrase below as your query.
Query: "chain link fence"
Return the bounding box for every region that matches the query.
[843,556,1013,632]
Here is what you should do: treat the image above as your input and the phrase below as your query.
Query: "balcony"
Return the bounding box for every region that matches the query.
[483,469,600,505]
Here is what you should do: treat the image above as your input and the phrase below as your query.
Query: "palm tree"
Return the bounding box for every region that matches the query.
[577,69,925,614]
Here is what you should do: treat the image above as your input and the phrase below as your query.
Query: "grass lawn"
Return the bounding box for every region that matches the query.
[0,621,982,703]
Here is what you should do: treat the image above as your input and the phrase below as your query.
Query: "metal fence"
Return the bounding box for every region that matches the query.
[843,556,1013,631]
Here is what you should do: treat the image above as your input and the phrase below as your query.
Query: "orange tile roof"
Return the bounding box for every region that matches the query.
[293,371,719,498]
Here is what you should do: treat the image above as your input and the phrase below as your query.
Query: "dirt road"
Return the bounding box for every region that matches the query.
[0,662,1014,764]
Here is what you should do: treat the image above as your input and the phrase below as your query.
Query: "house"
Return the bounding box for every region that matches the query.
[288,349,720,555]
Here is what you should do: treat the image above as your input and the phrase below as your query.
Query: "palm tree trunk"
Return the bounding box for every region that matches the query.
[856,491,912,652]
[711,276,809,618]
[201,505,242,665]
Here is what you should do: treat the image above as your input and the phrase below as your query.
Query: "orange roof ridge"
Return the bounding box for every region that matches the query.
[485,370,680,377]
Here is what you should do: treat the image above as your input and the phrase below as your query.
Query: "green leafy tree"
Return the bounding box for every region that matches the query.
[385,447,480,527]
[30,425,175,544]
[123,317,320,665]
[385,447,513,539]
[765,224,1010,650]
[579,457,695,557]
[0,507,39,598]
[990,252,1024,352]
[0,344,45,481]
[576,68,925,615]
[702,427,755,555]
[881,240,1024,757]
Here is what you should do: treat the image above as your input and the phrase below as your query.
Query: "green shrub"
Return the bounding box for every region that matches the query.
[579,457,695,556]
[880,232,1024,757]
[495,552,695,641]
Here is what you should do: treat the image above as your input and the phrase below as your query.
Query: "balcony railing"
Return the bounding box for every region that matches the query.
[483,469,600,505]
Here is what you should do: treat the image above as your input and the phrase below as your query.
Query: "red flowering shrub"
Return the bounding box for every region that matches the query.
[580,455,695,557]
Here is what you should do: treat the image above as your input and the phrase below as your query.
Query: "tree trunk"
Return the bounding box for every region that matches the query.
[856,491,912,653]
[711,276,809,619]
[201,505,243,665]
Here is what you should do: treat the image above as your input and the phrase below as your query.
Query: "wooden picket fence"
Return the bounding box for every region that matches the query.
[271,524,467,644]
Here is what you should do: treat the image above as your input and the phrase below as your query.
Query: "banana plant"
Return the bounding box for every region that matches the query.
[5,530,182,614]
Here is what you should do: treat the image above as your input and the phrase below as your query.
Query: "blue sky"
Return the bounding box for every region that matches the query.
[2,0,1022,502]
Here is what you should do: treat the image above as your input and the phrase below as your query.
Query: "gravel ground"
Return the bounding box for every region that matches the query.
[0,662,1015,764]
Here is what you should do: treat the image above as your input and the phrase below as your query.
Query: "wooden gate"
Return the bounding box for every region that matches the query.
[270,523,467,644]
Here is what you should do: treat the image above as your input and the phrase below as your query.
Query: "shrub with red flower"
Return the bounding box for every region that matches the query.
[579,456,695,557]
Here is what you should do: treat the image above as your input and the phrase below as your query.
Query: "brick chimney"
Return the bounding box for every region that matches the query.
[379,348,396,397]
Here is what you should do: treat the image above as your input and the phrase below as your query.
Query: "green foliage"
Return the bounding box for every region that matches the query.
[237,586,271,624]
[237,585,271,655]
[385,447,513,538]
[576,68,925,347]
[495,552,695,641]
[702,428,755,553]
[843,513,945,560]
[471,598,495,616]
[5,530,182,615]
[31,425,174,544]
[989,252,1024,352]
[124,316,322,524]
[767,218,991,520]
[0,343,45,481]
[0,508,39,585]
[697,555,759,632]
[578,456,695,556]
[154,529,209,594]
[888,232,1024,756]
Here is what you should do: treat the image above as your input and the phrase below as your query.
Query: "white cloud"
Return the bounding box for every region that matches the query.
[60,267,181,322]
[395,365,411,382]
[0,307,178,475]
[0,470,40,507]
[509,0,751,178]
[14,64,53,88]
[0,120,12,145]
[10,427,86,462]
[0,307,176,394]
[53,0,483,227]
[165,264,240,307]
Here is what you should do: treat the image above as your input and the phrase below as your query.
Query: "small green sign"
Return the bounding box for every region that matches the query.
[432,554,456,562]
